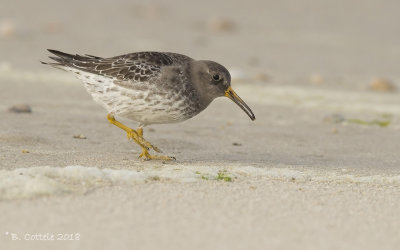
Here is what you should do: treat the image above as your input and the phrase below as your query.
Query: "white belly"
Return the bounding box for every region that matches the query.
[67,68,190,125]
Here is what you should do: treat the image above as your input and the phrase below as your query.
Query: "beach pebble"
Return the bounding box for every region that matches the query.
[73,134,87,139]
[369,78,396,92]
[232,142,242,146]
[309,74,324,85]
[323,114,345,124]
[254,73,269,82]
[21,149,29,153]
[43,22,63,33]
[0,20,15,37]
[207,18,236,32]
[133,4,163,19]
[8,104,32,113]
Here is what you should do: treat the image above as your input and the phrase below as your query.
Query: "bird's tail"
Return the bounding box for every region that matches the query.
[41,49,76,67]
[41,49,103,69]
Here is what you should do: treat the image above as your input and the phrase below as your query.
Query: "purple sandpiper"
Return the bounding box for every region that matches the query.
[43,50,255,160]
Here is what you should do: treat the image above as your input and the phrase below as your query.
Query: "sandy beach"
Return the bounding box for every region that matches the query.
[1,0,400,249]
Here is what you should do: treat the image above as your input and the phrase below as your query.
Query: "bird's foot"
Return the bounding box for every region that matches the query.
[126,129,161,153]
[106,114,164,156]
[138,148,175,161]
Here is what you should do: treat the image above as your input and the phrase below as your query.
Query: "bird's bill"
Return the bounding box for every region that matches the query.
[225,87,256,121]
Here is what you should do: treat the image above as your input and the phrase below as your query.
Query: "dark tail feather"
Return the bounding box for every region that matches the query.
[85,54,103,59]
[40,60,63,67]
[48,49,104,60]
[47,49,75,60]
[49,56,67,63]
[42,49,103,69]
[40,49,75,68]
[43,49,81,68]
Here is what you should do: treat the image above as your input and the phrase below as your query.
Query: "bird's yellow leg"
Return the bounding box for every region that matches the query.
[137,127,143,137]
[106,114,160,153]
[138,147,175,161]
[136,127,175,161]
[136,127,160,152]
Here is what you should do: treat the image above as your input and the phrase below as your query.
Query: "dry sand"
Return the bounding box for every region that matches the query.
[1,0,400,249]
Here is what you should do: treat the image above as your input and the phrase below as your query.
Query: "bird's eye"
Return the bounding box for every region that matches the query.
[212,74,221,81]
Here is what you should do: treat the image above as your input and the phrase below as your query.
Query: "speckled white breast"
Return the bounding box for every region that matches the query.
[66,68,193,126]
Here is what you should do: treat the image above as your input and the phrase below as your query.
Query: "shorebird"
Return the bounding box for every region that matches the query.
[43,50,255,160]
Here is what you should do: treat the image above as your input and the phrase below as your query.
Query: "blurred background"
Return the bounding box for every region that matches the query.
[1,0,400,87]
[1,0,399,168]
[1,1,400,250]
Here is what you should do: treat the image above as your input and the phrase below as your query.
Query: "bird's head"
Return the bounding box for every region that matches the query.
[192,60,255,121]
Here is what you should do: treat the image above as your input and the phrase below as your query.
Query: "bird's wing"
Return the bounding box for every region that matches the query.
[44,50,190,82]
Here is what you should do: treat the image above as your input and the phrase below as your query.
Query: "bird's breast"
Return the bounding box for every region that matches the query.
[115,83,205,125]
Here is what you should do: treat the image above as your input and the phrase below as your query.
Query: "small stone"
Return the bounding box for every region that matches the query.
[254,73,269,82]
[207,18,236,32]
[8,104,32,113]
[133,4,163,19]
[0,20,15,37]
[323,114,345,124]
[43,22,63,33]
[369,78,396,92]
[232,142,242,146]
[148,176,161,181]
[73,134,87,139]
[310,74,324,85]
[21,149,29,153]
